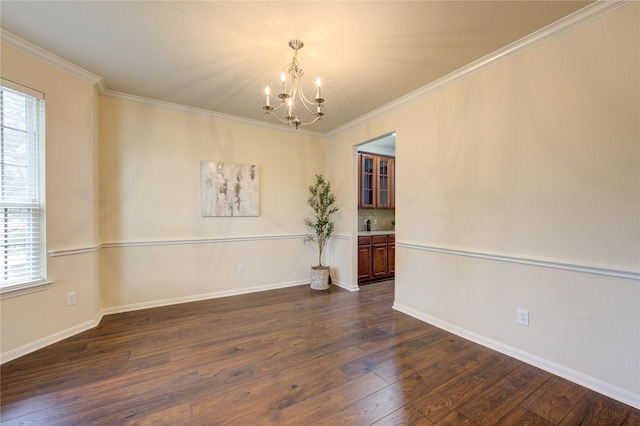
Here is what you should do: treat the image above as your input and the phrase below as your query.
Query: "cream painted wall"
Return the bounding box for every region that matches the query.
[98,96,327,309]
[1,1,638,409]
[327,1,639,405]
[0,42,328,357]
[0,45,101,357]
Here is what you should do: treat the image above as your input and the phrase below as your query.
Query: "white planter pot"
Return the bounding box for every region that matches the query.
[310,266,330,290]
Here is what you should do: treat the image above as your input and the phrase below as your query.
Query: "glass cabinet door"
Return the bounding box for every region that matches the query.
[360,155,375,208]
[378,158,390,208]
[359,153,394,209]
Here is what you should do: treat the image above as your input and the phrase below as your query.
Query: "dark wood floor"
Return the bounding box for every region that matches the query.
[1,281,638,425]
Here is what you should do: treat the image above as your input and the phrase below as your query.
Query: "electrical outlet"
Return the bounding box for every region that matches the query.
[237,265,245,275]
[66,292,77,306]
[517,309,529,326]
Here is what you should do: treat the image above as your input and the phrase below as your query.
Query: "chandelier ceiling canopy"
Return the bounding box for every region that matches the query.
[263,39,324,130]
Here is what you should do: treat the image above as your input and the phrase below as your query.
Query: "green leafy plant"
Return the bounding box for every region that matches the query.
[304,174,339,267]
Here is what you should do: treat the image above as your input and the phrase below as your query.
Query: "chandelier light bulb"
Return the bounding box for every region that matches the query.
[262,39,325,129]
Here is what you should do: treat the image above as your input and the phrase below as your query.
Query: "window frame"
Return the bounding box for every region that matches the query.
[0,79,48,298]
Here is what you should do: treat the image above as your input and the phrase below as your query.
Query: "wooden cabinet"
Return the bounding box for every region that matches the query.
[358,234,395,284]
[357,236,373,281]
[358,153,394,209]
[371,235,389,279]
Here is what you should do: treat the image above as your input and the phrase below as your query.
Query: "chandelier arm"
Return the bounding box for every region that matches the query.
[297,93,321,116]
[289,82,299,104]
[268,95,322,125]
[262,39,325,129]
[299,107,323,122]
[297,89,318,108]
[281,63,294,94]
[263,100,287,113]
[295,114,323,127]
[276,101,288,109]
[265,111,294,124]
[267,109,323,128]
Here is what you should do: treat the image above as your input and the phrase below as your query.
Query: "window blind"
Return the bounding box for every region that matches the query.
[0,82,45,287]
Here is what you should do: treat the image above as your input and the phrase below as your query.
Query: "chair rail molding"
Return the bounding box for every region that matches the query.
[397,242,639,281]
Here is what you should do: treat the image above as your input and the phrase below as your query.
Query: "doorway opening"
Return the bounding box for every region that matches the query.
[355,132,396,286]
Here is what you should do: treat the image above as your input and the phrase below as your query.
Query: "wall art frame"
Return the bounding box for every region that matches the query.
[201,161,259,217]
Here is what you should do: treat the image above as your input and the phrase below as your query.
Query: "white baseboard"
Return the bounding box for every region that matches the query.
[1,280,308,364]
[393,302,640,410]
[333,279,359,292]
[101,279,308,316]
[1,311,104,364]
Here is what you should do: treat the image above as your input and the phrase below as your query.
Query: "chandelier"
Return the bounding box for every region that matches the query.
[263,39,325,129]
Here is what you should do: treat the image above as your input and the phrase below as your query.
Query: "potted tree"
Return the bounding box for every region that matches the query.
[304,174,339,290]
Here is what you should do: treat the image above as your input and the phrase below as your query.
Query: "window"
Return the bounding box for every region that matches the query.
[0,80,45,290]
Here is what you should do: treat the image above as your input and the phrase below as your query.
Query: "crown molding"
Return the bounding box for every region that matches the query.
[0,28,323,136]
[2,0,630,137]
[102,89,323,136]
[1,28,103,87]
[327,0,632,136]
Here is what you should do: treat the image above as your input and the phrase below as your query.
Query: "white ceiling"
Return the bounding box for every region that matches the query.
[1,1,593,133]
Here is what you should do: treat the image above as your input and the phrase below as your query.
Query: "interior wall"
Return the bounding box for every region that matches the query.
[98,96,327,310]
[0,40,328,358]
[1,2,638,408]
[326,2,639,405]
[0,44,101,357]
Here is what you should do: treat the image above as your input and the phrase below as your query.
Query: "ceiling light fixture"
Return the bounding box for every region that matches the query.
[263,39,324,129]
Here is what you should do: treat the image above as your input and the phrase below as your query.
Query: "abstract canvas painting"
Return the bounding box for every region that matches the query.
[201,161,259,217]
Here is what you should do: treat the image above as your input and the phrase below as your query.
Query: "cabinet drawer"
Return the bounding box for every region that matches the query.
[372,235,388,244]
[358,236,372,245]
[388,235,395,243]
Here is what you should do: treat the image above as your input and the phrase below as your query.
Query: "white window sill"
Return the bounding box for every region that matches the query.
[0,280,54,300]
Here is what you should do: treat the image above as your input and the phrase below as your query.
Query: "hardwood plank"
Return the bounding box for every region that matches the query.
[559,389,632,425]
[416,352,521,423]
[371,406,433,425]
[520,374,590,423]
[338,328,448,381]
[189,361,349,423]
[623,407,640,426]
[456,363,552,424]
[436,411,477,425]
[1,280,638,425]
[1,350,132,402]
[275,372,389,425]
[374,334,492,385]
[0,393,59,422]
[496,406,556,425]
[126,401,193,425]
[308,372,433,425]
[196,329,366,385]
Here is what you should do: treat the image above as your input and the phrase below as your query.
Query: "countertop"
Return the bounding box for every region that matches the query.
[358,230,395,236]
